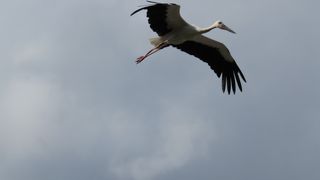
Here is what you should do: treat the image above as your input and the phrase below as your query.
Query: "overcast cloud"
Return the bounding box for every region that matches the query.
[0,0,319,180]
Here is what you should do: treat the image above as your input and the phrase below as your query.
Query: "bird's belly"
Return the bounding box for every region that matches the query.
[165,28,199,45]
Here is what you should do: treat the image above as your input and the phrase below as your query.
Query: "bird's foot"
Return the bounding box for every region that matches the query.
[136,56,145,64]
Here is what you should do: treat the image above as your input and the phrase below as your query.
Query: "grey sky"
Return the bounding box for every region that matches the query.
[0,0,319,180]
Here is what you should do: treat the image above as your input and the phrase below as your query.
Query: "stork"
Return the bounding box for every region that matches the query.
[131,1,246,94]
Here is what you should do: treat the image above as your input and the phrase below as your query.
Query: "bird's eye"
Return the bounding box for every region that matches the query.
[218,22,222,24]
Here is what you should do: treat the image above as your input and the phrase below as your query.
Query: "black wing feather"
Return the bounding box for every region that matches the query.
[172,40,246,94]
[131,2,173,36]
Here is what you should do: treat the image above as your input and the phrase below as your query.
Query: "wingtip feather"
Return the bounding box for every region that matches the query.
[239,70,246,83]
[130,1,159,16]
[231,72,236,94]
[130,6,146,16]
[234,72,243,92]
[227,75,231,94]
[222,73,227,93]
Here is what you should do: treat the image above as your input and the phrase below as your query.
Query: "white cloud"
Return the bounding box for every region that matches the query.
[12,37,51,65]
[0,77,60,160]
[110,105,215,180]
[0,0,320,180]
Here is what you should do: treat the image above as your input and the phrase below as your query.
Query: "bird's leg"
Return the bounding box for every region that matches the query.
[136,42,167,64]
[136,47,160,64]
[136,47,157,62]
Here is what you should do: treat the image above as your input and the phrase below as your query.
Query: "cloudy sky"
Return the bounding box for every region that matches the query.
[0,0,319,179]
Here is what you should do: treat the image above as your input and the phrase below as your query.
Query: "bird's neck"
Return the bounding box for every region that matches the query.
[198,24,217,34]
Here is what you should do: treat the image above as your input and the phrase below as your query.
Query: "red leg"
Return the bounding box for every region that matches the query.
[135,43,167,64]
[136,47,157,64]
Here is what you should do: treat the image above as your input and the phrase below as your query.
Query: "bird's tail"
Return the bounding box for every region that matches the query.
[149,37,163,47]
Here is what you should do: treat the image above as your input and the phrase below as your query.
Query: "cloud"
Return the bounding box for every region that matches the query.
[110,104,215,180]
[0,0,320,180]
[0,76,60,166]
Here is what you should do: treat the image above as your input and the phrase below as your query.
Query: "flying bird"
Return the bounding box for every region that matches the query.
[131,1,246,94]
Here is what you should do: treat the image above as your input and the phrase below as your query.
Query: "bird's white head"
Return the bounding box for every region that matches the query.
[213,20,236,34]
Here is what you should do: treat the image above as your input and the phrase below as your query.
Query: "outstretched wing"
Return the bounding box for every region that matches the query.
[130,1,188,36]
[172,35,246,94]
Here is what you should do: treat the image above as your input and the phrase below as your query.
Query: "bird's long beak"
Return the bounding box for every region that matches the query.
[222,25,236,34]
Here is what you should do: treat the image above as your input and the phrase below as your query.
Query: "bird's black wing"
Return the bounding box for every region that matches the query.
[172,35,246,94]
[131,1,188,36]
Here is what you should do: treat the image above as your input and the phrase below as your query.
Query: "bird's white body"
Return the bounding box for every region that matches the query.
[165,25,199,44]
[131,1,246,94]
[150,25,199,46]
